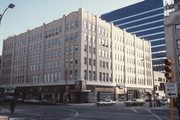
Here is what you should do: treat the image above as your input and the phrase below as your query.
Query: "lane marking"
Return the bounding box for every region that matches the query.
[145,108,162,120]
[130,107,138,113]
[65,109,79,120]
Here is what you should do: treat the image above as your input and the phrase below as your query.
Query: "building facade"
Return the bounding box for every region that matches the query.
[164,2,180,88]
[1,8,153,103]
[153,71,166,99]
[101,0,168,71]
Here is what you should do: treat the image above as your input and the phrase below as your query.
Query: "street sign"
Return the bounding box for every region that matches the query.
[165,83,178,98]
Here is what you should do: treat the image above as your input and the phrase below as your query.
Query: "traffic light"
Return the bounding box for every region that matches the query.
[164,58,174,80]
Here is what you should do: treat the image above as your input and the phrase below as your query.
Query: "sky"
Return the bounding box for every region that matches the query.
[0,0,144,55]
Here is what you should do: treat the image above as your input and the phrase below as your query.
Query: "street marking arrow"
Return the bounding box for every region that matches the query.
[168,92,176,96]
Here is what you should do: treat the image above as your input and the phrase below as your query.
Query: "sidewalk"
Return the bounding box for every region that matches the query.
[149,104,178,111]
[61,103,95,106]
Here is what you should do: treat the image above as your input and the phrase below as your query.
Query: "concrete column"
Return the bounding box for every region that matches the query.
[57,92,60,102]
[41,92,44,100]
[52,93,55,103]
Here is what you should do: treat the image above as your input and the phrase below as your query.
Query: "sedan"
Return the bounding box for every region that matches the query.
[24,98,41,103]
[96,99,116,106]
[125,99,145,106]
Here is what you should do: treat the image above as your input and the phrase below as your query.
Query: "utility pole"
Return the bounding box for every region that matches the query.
[164,57,177,120]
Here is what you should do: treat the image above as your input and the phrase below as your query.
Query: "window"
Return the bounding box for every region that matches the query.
[70,46,73,53]
[89,46,92,53]
[177,40,180,49]
[106,73,109,81]
[75,32,79,40]
[84,70,87,80]
[99,38,101,45]
[75,70,78,80]
[84,21,87,29]
[70,34,73,40]
[103,73,105,81]
[93,59,96,66]
[93,48,96,54]
[92,25,95,32]
[176,24,180,34]
[70,59,73,65]
[88,23,91,30]
[103,61,105,68]
[66,24,69,30]
[99,72,102,81]
[159,83,164,91]
[92,36,95,44]
[75,21,79,27]
[93,71,96,80]
[59,27,62,33]
[75,45,78,51]
[84,45,87,52]
[84,57,87,64]
[84,33,87,41]
[99,49,101,57]
[89,58,92,65]
[106,62,109,69]
[89,71,92,80]
[70,70,73,79]
[100,61,102,67]
[75,58,78,64]
[70,23,74,29]
[65,35,68,41]
[88,35,91,42]
[158,78,162,81]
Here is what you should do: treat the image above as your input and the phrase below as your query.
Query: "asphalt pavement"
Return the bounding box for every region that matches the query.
[0,101,179,120]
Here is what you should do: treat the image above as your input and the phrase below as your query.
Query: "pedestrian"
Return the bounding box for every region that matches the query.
[9,99,16,114]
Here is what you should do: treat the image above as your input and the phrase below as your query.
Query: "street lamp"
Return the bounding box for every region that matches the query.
[0,3,15,25]
[63,63,69,104]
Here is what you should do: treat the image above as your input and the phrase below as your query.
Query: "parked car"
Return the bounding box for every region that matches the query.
[3,96,14,100]
[40,99,52,104]
[125,99,145,106]
[116,97,125,101]
[96,99,116,106]
[24,98,40,103]
[159,98,168,105]
[143,97,154,102]
[2,96,15,102]
[16,98,24,103]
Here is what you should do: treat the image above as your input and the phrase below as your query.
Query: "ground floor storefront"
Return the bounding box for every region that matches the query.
[1,85,153,103]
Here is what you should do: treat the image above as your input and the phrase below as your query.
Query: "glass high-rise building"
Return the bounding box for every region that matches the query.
[101,0,167,71]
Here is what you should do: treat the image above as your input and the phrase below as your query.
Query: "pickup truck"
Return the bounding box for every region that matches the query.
[125,99,145,106]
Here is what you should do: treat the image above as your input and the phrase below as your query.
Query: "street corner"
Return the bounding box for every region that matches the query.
[0,115,8,120]
[9,118,26,120]
[148,105,178,112]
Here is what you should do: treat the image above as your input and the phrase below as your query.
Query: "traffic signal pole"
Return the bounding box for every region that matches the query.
[164,57,174,120]
[170,98,174,120]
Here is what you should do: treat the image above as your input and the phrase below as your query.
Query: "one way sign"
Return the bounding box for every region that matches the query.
[165,83,178,98]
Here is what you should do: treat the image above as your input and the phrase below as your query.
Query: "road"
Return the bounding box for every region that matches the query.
[0,102,179,120]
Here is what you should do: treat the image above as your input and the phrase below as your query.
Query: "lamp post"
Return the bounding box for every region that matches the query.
[0,3,15,25]
[63,64,69,104]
